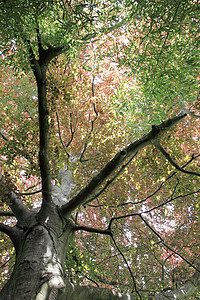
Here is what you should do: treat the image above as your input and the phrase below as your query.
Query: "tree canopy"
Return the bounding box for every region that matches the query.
[0,0,200,299]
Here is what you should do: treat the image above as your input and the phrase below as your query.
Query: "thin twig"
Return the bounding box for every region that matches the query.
[80,103,98,162]
[56,111,70,158]
[84,274,99,287]
[87,154,200,208]
[0,257,13,269]
[111,233,142,299]
[108,188,200,228]
[65,112,78,148]
[139,215,199,272]
[157,0,182,62]
[21,189,42,196]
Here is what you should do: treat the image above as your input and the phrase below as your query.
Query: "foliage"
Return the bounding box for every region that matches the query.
[113,0,200,129]
[0,0,199,299]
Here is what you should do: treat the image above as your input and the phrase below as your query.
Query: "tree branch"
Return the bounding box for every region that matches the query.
[0,223,15,237]
[0,207,39,217]
[130,153,200,207]
[155,143,200,177]
[21,189,42,196]
[138,188,200,216]
[56,111,70,158]
[80,103,98,162]
[64,281,136,299]
[107,190,200,273]
[65,113,78,148]
[0,211,15,217]
[88,154,200,209]
[0,173,32,222]
[139,215,199,272]
[111,233,142,299]
[0,223,22,249]
[108,188,200,228]
[83,153,137,206]
[94,274,131,288]
[74,224,111,235]
[0,221,23,250]
[9,192,32,223]
[149,265,200,299]
[60,112,187,216]
[22,27,70,212]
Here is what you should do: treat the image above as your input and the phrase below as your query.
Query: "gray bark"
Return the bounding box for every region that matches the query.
[52,167,75,206]
[60,283,136,300]
[149,267,200,299]
[61,268,200,300]
[0,207,74,300]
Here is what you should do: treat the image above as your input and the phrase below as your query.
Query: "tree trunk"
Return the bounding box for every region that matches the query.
[0,214,74,300]
[0,217,136,300]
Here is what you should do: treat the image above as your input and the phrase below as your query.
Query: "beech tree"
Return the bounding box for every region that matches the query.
[0,0,200,299]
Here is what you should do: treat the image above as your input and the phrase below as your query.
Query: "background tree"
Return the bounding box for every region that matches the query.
[0,0,199,299]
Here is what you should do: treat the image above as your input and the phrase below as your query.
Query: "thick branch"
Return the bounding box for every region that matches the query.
[9,192,33,225]
[0,221,24,251]
[38,45,68,71]
[150,266,200,299]
[0,223,15,237]
[0,211,15,217]
[60,112,187,216]
[64,282,136,300]
[0,222,21,248]
[23,26,69,212]
[29,48,66,210]
[64,269,200,299]
[83,153,137,206]
[21,35,53,211]
[0,173,30,220]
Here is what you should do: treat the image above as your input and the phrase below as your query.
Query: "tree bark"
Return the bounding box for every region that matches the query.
[0,212,74,300]
[149,266,200,299]
[60,283,136,300]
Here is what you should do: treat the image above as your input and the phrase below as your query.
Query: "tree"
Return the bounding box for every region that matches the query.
[0,0,200,299]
